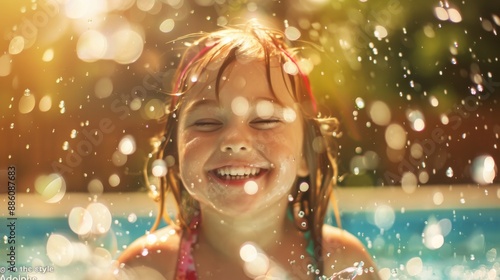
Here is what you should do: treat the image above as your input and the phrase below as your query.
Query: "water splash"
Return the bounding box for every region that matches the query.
[330,261,364,279]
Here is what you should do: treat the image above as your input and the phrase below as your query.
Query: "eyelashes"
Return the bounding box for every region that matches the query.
[249,118,281,129]
[191,118,282,132]
[192,119,222,132]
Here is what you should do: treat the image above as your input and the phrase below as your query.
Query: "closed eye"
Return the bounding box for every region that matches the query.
[193,119,222,131]
[250,118,281,129]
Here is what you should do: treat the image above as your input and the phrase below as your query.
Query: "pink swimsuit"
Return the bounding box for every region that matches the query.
[175,214,200,280]
[173,210,322,280]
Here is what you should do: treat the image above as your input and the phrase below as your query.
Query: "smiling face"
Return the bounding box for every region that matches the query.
[177,58,308,215]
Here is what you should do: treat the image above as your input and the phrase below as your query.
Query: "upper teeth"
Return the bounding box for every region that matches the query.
[216,167,261,176]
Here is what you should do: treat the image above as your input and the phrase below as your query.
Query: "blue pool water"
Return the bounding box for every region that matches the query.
[2,208,499,279]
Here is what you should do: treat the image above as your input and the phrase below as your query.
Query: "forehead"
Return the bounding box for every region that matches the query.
[182,58,297,106]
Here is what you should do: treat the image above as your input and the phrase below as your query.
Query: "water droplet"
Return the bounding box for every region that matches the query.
[446,167,454,178]
[146,234,157,245]
[141,248,149,256]
[299,182,309,192]
[298,211,305,218]
[355,97,365,109]
[127,213,137,223]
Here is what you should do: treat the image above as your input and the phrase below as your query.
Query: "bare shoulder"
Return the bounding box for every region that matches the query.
[115,225,182,280]
[321,224,380,280]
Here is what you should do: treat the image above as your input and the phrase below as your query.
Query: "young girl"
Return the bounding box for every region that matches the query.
[117,21,379,280]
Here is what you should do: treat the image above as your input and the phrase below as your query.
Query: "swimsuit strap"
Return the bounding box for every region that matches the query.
[175,213,201,280]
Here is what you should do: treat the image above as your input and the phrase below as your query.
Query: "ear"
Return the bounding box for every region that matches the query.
[297,155,309,177]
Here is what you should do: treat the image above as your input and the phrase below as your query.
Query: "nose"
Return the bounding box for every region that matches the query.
[219,128,252,153]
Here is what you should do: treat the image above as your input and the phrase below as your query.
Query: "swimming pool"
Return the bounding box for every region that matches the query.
[1,185,499,279]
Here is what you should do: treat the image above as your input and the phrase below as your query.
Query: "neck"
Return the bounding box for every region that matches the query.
[198,201,293,258]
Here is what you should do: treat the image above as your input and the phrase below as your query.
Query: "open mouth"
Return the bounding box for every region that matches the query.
[210,166,266,181]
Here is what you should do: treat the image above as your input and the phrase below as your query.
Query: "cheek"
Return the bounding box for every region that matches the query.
[178,135,207,183]
[264,154,298,201]
[255,129,303,162]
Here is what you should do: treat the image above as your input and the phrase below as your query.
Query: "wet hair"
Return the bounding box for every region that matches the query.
[150,21,340,274]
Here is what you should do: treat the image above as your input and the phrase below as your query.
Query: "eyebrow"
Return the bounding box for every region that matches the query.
[256,97,286,107]
[182,99,219,114]
[182,96,288,115]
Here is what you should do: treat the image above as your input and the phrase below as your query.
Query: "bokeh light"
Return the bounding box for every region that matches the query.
[39,95,53,112]
[385,124,407,150]
[406,257,423,276]
[231,96,249,116]
[240,243,258,262]
[374,205,395,230]
[369,101,391,126]
[471,155,497,185]
[256,100,274,119]
[118,135,136,155]
[42,48,55,62]
[46,234,74,266]
[151,159,167,177]
[34,173,66,203]
[94,77,114,99]
[87,202,113,234]
[0,54,11,76]
[244,181,259,195]
[68,207,93,235]
[18,90,36,114]
[77,30,107,62]
[9,36,25,55]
